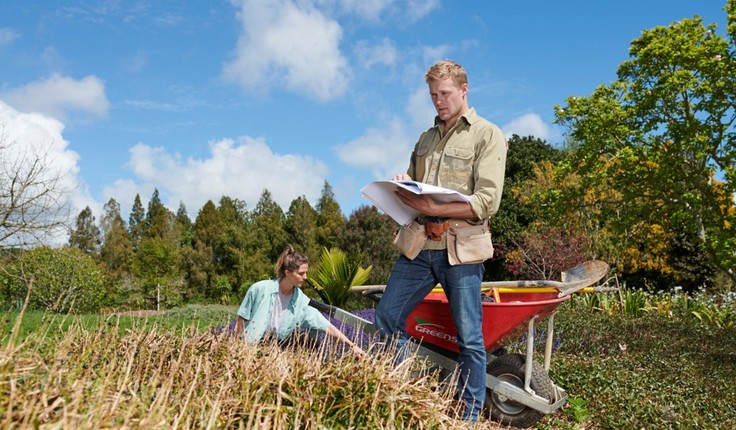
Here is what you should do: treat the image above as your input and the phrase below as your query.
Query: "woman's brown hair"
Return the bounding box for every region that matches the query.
[274,244,309,278]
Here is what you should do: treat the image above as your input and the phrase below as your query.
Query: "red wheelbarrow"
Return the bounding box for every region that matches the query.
[311,260,611,428]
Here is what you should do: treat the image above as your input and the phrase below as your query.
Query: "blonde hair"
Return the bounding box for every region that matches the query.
[274,244,309,278]
[424,60,468,88]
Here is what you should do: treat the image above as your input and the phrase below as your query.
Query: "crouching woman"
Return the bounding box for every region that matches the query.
[233,244,365,358]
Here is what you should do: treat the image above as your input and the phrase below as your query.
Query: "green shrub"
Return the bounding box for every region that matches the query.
[1,246,105,313]
[306,247,371,308]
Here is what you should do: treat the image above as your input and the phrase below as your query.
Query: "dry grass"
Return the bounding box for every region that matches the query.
[0,314,512,429]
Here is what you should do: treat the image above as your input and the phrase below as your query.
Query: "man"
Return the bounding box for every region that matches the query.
[375,60,507,422]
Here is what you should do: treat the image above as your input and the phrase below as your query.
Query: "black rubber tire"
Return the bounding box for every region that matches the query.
[484,353,555,428]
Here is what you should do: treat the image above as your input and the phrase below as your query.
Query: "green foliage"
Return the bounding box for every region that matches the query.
[555,5,736,284]
[550,300,736,429]
[99,198,133,283]
[570,283,736,328]
[339,205,398,285]
[144,188,176,240]
[133,237,183,309]
[316,181,346,250]
[1,305,235,340]
[174,201,193,246]
[566,396,590,424]
[251,189,289,264]
[184,200,221,299]
[1,246,105,313]
[285,195,321,263]
[216,196,256,293]
[619,287,649,317]
[68,206,101,257]
[306,247,371,307]
[128,193,145,251]
[489,135,565,280]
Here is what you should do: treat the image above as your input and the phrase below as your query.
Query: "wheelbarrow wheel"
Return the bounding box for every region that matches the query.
[484,353,554,428]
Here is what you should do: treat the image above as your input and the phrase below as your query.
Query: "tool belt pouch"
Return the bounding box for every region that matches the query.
[393,220,428,260]
[425,219,450,241]
[447,220,494,266]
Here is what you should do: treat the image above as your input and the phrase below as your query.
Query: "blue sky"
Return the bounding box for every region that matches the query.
[0,0,730,228]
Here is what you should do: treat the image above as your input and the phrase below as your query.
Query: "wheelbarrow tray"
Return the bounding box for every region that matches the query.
[406,290,570,354]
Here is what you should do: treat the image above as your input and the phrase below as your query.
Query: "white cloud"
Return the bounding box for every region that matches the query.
[222,0,350,102]
[320,0,436,24]
[421,44,452,64]
[103,137,330,217]
[355,38,398,69]
[335,117,414,180]
[501,113,562,143]
[1,74,109,121]
[0,27,20,47]
[405,0,440,22]
[0,100,96,245]
[406,85,435,128]
[335,0,392,22]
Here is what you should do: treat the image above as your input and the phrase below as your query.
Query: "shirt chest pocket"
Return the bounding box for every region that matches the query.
[440,146,474,188]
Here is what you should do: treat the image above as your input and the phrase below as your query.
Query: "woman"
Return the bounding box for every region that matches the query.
[233,245,365,357]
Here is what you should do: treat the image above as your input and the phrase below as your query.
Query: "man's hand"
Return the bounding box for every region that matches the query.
[395,188,437,215]
[392,173,412,181]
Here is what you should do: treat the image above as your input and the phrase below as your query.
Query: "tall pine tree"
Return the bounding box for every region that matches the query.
[315,181,346,250]
[68,206,101,257]
[128,194,145,252]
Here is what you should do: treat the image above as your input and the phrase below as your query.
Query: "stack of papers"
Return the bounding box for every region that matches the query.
[360,180,471,226]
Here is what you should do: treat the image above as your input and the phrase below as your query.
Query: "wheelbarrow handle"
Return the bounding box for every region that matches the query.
[308,298,379,334]
[350,260,610,298]
[308,298,338,317]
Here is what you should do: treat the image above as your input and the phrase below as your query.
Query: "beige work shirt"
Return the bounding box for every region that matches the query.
[407,108,508,250]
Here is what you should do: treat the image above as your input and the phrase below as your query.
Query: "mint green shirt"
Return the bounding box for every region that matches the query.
[237,279,329,343]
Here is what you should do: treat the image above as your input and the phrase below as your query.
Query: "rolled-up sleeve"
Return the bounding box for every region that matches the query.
[300,307,330,331]
[470,124,507,219]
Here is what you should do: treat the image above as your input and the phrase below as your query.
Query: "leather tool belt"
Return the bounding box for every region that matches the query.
[422,216,449,241]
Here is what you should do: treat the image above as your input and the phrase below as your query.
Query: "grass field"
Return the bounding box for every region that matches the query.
[2,295,735,429]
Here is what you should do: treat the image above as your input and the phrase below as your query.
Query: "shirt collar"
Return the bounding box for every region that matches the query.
[433,107,478,128]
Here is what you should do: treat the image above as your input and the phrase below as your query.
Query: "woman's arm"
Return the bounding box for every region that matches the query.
[325,324,366,358]
[233,316,247,338]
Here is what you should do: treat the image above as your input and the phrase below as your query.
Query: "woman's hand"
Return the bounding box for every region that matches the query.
[351,343,367,359]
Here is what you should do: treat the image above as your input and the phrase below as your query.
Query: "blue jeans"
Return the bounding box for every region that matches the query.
[375,249,486,421]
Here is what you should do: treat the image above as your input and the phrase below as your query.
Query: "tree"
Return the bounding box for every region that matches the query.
[68,206,101,257]
[285,196,320,263]
[315,181,346,250]
[185,200,222,300]
[175,201,193,247]
[128,194,145,252]
[339,205,397,285]
[488,135,565,280]
[99,198,133,294]
[130,189,183,308]
[1,246,105,313]
[133,237,183,309]
[144,188,175,240]
[555,4,736,285]
[0,133,71,248]
[216,196,252,296]
[251,189,288,265]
